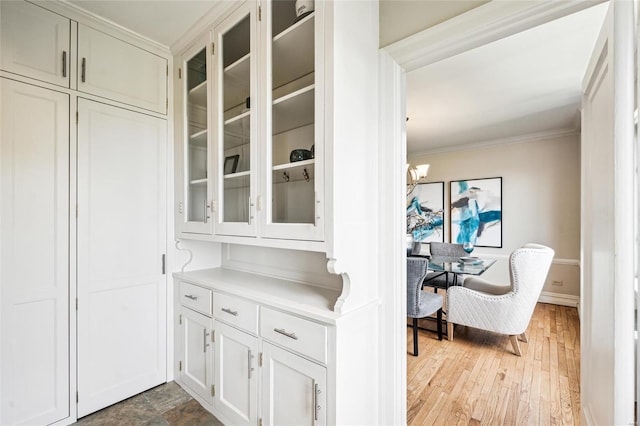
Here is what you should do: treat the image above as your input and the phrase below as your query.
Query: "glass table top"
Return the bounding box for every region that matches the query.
[427,256,496,276]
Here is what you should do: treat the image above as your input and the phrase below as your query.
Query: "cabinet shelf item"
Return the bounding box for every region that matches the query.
[272,85,314,135]
[272,12,314,89]
[189,81,207,108]
[272,162,315,184]
[190,129,207,148]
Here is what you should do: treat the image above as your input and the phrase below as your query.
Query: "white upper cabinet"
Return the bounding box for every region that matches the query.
[213,2,258,237]
[0,1,71,87]
[178,36,214,235]
[261,0,324,242]
[78,24,168,114]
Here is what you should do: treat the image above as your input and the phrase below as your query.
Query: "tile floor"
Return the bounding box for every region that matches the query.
[75,382,223,426]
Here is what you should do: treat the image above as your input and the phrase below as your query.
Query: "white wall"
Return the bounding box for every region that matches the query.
[409,132,580,300]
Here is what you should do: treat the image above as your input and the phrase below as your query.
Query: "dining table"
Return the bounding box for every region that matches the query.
[425,255,497,288]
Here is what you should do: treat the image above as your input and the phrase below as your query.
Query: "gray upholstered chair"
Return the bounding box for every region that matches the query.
[446,243,554,355]
[423,242,469,289]
[407,257,443,356]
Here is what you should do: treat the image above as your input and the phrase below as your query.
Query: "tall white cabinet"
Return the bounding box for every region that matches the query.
[1,78,70,426]
[0,1,170,424]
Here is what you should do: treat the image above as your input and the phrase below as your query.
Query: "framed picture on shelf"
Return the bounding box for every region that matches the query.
[407,181,445,243]
[450,177,502,248]
[224,154,239,175]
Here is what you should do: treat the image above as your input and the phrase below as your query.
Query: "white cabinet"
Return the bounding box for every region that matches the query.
[213,321,258,426]
[78,24,168,114]
[261,342,327,426]
[179,307,214,404]
[177,36,214,235]
[0,1,71,87]
[1,78,70,425]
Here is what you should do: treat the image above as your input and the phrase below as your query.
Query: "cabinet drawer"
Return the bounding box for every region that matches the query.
[179,282,212,316]
[260,307,327,364]
[213,293,258,334]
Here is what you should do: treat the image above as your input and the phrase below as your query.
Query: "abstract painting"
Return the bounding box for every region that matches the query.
[407,181,445,243]
[450,177,502,248]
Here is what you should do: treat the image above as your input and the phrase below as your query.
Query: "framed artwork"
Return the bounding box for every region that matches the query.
[224,154,239,175]
[450,177,502,248]
[407,181,445,243]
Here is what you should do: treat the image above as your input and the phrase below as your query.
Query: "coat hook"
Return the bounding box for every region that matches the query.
[303,168,310,182]
[283,171,290,182]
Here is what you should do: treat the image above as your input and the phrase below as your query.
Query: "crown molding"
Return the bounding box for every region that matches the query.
[409,128,579,157]
[384,0,606,72]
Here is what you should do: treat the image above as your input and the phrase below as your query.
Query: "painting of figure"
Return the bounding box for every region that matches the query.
[450,177,502,248]
[407,182,445,243]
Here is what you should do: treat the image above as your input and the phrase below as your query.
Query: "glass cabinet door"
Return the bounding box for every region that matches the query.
[213,3,257,236]
[262,0,324,241]
[181,37,213,234]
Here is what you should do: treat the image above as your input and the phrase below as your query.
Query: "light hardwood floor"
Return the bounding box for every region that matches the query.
[407,303,580,425]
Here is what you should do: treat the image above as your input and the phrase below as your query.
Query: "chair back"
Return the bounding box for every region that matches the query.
[509,243,555,321]
[429,242,467,258]
[407,257,429,317]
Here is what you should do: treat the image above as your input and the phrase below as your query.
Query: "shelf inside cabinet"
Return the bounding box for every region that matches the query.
[189,129,207,148]
[272,85,314,135]
[224,53,250,111]
[223,173,250,190]
[190,178,208,186]
[272,12,314,89]
[223,132,250,150]
[225,111,251,139]
[189,80,207,108]
[224,170,251,179]
[272,160,315,184]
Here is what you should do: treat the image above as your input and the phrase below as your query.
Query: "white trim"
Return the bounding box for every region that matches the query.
[410,128,579,156]
[538,291,579,308]
[472,253,580,267]
[385,0,606,72]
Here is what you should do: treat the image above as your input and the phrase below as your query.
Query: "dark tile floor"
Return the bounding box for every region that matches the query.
[75,382,223,426]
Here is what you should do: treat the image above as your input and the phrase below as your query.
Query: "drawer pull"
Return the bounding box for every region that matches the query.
[274,328,298,340]
[62,51,67,77]
[203,329,210,353]
[184,294,198,300]
[221,307,238,316]
[313,382,321,420]
[81,57,86,82]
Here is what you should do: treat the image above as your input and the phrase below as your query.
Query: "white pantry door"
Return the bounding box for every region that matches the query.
[0,78,70,425]
[77,99,167,417]
[580,2,635,425]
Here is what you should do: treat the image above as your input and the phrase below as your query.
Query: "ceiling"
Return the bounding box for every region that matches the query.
[66,0,217,47]
[406,2,608,154]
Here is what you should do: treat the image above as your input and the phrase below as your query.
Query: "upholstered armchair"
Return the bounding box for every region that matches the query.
[446,243,554,355]
[407,256,443,356]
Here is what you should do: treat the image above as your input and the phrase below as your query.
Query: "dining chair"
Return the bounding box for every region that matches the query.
[407,256,443,356]
[423,242,469,289]
[446,243,554,355]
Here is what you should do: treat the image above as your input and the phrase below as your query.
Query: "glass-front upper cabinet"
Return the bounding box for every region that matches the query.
[180,36,213,235]
[213,2,257,236]
[261,0,324,241]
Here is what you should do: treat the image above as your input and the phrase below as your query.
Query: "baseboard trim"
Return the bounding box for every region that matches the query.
[538,291,579,308]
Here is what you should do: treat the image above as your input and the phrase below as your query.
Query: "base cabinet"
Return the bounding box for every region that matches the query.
[261,342,327,426]
[179,307,214,405]
[214,321,258,426]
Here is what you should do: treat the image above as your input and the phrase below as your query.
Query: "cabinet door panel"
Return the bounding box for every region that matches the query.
[181,308,213,403]
[1,78,70,425]
[261,342,326,426]
[78,24,167,114]
[0,1,70,87]
[77,99,167,417]
[214,321,258,426]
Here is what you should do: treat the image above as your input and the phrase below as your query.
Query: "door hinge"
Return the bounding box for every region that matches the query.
[259,352,263,367]
[258,5,262,21]
[178,68,182,79]
[212,42,215,55]
[161,254,166,275]
[211,385,215,397]
[179,314,182,325]
[76,111,79,124]
[259,418,262,426]
[179,360,182,371]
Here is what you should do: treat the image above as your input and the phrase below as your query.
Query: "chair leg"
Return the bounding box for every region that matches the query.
[436,309,443,341]
[519,332,528,343]
[447,322,454,341]
[509,335,522,356]
[412,318,419,356]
